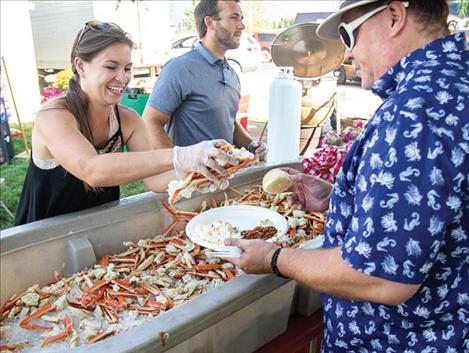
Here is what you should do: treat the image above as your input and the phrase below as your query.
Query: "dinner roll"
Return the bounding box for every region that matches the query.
[262,169,292,194]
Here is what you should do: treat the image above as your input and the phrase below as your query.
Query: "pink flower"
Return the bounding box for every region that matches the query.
[41,87,64,103]
[355,121,364,129]
[302,144,350,183]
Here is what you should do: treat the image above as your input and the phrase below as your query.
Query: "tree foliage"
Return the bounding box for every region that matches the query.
[457,0,468,16]
[272,18,294,29]
[240,1,269,31]
[115,0,137,11]
[176,0,294,33]
[178,0,197,33]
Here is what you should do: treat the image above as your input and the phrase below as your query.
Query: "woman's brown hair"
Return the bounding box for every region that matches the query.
[44,21,135,145]
[42,22,134,192]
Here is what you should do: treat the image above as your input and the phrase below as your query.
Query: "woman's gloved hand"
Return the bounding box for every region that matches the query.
[281,167,333,212]
[173,140,238,182]
[248,140,267,161]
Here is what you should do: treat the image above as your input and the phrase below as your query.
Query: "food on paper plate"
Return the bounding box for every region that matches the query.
[262,168,292,194]
[168,143,258,204]
[195,219,278,248]
[195,220,243,248]
[241,226,278,240]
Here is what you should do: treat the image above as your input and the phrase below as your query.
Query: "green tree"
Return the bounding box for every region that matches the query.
[115,0,137,10]
[272,18,294,29]
[241,1,269,31]
[53,68,73,90]
[178,0,197,33]
[178,0,273,33]
[457,0,468,16]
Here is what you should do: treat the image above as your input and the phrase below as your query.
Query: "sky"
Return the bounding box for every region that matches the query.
[171,0,467,22]
[264,1,340,20]
[171,0,341,23]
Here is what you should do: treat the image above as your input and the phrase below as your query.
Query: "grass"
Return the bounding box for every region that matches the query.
[0,122,32,230]
[0,122,147,231]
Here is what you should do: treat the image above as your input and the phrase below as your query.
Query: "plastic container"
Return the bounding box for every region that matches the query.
[267,67,302,164]
[119,91,149,116]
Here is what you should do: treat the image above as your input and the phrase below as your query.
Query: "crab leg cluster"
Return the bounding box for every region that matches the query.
[0,184,326,352]
[169,143,259,204]
[160,200,199,236]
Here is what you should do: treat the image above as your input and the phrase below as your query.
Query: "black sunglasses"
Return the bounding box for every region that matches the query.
[75,21,120,50]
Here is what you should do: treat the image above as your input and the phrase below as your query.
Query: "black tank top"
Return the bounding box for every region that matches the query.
[15,106,124,226]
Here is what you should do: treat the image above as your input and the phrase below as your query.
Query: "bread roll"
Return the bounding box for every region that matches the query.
[262,169,292,194]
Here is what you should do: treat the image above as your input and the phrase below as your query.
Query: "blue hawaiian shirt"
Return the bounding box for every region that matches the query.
[321,32,469,353]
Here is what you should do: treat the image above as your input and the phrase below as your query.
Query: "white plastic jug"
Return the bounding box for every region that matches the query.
[267,67,302,164]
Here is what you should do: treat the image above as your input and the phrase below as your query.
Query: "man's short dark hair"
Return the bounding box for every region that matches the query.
[359,0,449,35]
[194,0,240,38]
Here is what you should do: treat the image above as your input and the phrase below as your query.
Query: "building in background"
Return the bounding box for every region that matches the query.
[1,0,184,122]
[30,1,176,81]
[1,1,41,123]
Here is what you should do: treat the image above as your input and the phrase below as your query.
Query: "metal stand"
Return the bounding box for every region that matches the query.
[299,99,335,156]
[0,200,14,219]
[0,178,14,219]
[1,56,30,156]
[334,88,344,134]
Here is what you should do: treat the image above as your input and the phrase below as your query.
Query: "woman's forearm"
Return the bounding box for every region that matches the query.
[79,149,174,187]
[143,169,175,193]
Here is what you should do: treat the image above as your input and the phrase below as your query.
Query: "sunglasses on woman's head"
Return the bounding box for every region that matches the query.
[75,21,119,49]
[338,1,409,50]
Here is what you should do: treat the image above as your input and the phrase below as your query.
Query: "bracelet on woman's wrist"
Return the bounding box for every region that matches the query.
[271,247,287,279]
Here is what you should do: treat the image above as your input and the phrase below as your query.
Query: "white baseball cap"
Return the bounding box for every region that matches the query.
[316,0,378,40]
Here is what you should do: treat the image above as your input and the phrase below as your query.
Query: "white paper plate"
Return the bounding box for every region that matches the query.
[298,235,324,250]
[185,205,288,249]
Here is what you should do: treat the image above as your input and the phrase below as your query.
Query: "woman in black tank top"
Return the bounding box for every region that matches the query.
[15,107,123,225]
[15,21,235,226]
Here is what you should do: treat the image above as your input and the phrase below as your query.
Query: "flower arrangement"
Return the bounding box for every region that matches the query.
[302,123,363,183]
[41,86,64,103]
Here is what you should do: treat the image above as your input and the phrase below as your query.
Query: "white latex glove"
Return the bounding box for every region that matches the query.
[173,140,238,183]
[248,140,267,161]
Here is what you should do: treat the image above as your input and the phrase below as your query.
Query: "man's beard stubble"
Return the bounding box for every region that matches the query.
[214,23,240,50]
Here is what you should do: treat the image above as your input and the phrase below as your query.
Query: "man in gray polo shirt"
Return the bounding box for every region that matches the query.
[142,0,266,160]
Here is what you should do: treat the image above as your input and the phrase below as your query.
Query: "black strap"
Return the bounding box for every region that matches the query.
[115,105,126,150]
[271,248,287,279]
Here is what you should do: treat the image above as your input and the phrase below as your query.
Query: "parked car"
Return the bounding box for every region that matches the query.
[250,30,281,63]
[333,60,361,85]
[155,32,262,75]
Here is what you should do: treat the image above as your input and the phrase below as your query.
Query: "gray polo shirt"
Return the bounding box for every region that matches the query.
[147,41,241,147]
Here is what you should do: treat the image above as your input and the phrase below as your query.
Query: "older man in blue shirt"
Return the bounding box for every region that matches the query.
[143,0,266,160]
[225,1,469,352]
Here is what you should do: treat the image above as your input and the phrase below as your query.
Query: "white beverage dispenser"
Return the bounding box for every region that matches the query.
[268,23,344,157]
[267,67,302,163]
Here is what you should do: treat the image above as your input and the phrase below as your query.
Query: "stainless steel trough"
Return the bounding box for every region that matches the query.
[0,162,322,353]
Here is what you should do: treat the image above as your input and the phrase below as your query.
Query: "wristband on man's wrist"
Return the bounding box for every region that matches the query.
[271,247,287,279]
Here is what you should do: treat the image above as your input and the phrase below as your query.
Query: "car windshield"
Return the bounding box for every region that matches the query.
[258,33,276,42]
[171,36,197,49]
[245,35,258,45]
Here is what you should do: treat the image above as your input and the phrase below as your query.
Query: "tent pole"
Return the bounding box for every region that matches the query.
[1,56,30,156]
